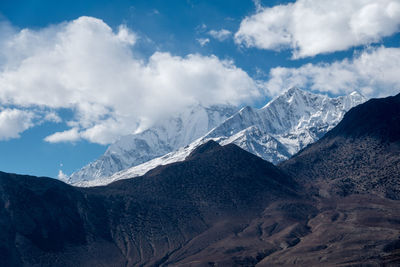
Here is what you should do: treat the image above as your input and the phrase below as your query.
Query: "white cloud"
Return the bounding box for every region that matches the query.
[43,112,62,123]
[235,0,400,58]
[197,38,210,46]
[116,25,137,45]
[265,46,400,98]
[57,169,68,180]
[208,29,232,41]
[0,109,35,140]
[44,128,80,143]
[0,17,261,144]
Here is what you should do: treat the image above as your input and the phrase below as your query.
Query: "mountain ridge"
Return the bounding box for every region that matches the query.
[67,104,237,184]
[280,92,400,199]
[70,88,366,187]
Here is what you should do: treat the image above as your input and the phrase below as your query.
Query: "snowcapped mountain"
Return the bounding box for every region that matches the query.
[66,104,237,184]
[206,87,366,161]
[68,88,366,187]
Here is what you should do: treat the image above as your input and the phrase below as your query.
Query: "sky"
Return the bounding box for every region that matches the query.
[0,0,399,178]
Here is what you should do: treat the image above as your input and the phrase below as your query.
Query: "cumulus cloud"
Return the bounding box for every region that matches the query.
[0,107,63,140]
[208,29,232,41]
[0,17,261,144]
[0,109,35,140]
[235,0,400,58]
[265,46,400,98]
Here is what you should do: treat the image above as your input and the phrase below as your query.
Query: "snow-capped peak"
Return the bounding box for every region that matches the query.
[67,104,237,184]
[202,87,366,163]
[66,88,366,187]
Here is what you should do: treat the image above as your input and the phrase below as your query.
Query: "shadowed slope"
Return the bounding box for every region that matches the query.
[0,141,299,266]
[89,141,300,266]
[0,172,124,267]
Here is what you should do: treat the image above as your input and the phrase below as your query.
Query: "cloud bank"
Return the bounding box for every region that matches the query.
[235,0,400,58]
[265,46,400,97]
[0,17,260,144]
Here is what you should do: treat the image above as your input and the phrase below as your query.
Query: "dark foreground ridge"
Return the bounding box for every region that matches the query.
[1,94,400,266]
[0,141,302,266]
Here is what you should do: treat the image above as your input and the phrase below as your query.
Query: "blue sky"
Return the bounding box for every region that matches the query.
[0,0,399,178]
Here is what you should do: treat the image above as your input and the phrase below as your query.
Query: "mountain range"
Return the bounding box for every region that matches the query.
[67,88,366,186]
[1,93,399,266]
[67,104,237,184]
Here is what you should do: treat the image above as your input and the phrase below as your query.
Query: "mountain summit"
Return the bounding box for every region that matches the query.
[67,104,237,184]
[206,87,366,162]
[67,88,366,186]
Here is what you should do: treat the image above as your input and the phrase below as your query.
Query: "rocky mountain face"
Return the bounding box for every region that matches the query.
[67,104,237,184]
[280,93,400,200]
[262,93,400,265]
[67,88,366,187]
